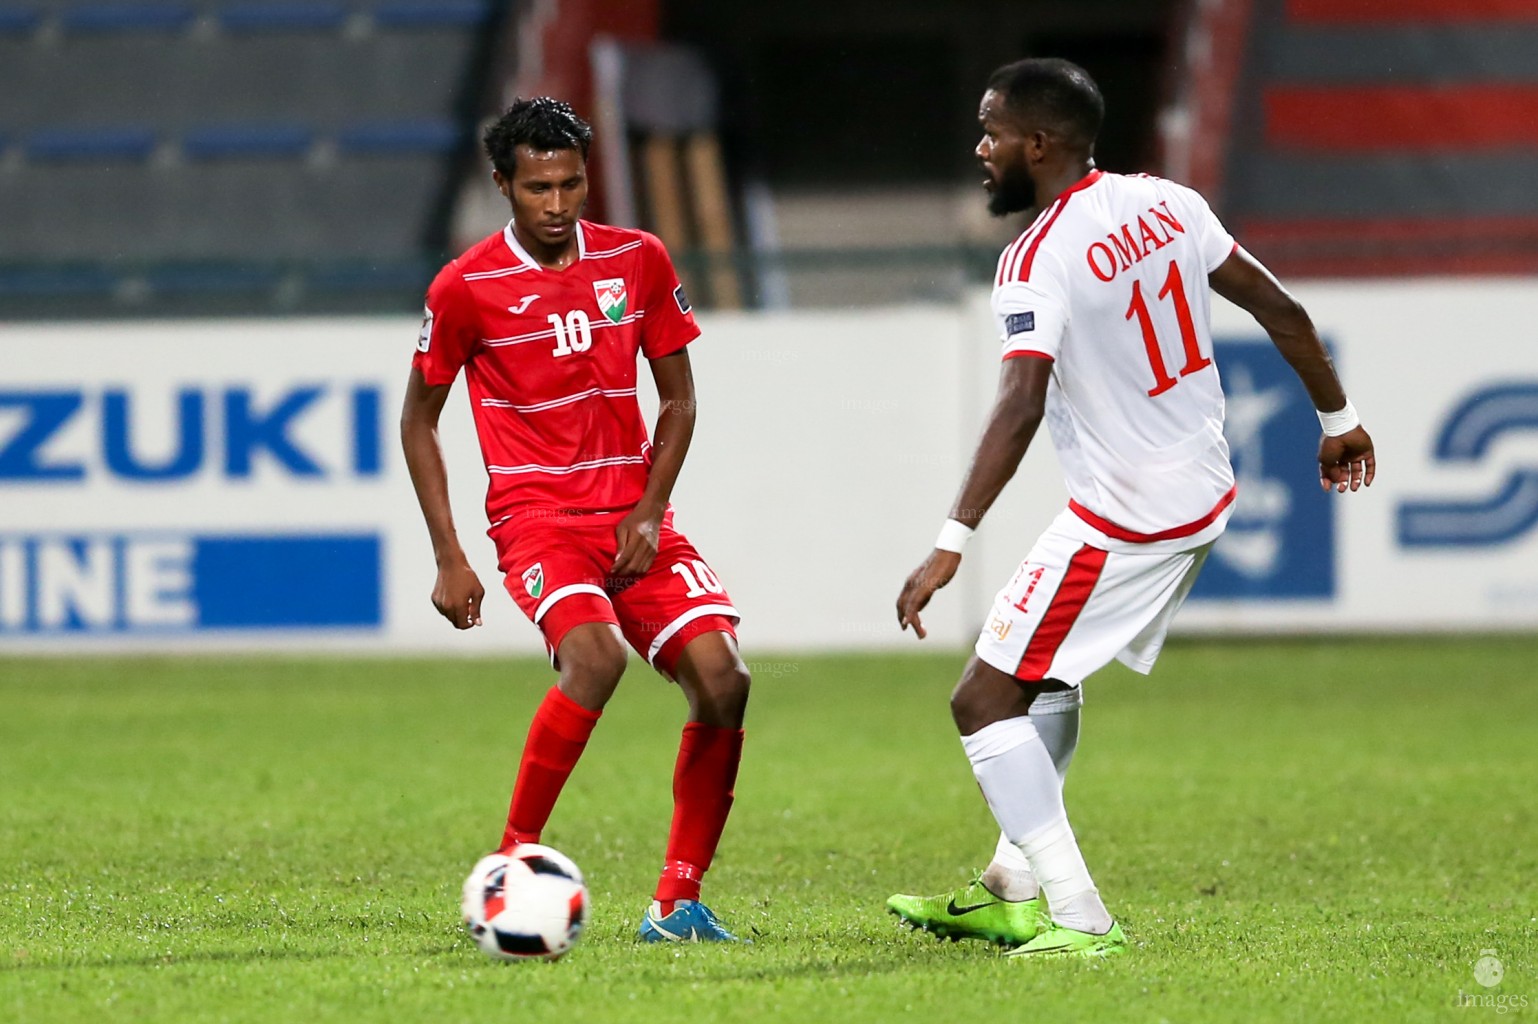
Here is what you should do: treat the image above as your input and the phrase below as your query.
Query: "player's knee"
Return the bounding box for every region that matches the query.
[557,631,628,708]
[949,679,987,734]
[679,645,750,727]
[950,664,1034,735]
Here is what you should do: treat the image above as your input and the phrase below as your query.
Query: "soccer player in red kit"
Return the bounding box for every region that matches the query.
[400,98,749,943]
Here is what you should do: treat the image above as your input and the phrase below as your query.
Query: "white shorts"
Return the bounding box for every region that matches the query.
[974,521,1212,687]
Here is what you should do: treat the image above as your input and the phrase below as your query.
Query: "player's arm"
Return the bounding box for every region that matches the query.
[400,367,484,629]
[612,349,697,577]
[896,356,1052,639]
[1209,247,1376,493]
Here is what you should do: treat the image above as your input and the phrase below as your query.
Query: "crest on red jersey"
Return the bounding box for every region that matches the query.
[593,278,628,324]
[521,563,544,599]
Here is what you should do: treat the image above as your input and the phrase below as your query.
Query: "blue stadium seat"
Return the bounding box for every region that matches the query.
[373,0,489,29]
[219,3,348,33]
[183,124,312,160]
[0,7,40,34]
[146,263,283,294]
[337,120,461,155]
[60,3,196,33]
[0,265,117,297]
[26,126,157,162]
[309,258,433,292]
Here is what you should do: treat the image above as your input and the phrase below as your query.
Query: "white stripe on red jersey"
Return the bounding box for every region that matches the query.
[413,220,700,520]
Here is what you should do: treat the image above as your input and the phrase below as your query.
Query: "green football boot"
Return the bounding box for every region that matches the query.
[886,876,1045,946]
[1003,919,1127,959]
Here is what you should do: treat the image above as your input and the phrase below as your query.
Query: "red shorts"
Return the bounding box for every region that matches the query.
[490,508,739,678]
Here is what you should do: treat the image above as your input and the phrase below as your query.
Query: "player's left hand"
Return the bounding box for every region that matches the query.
[1319,425,1376,493]
[611,507,663,578]
[897,549,962,640]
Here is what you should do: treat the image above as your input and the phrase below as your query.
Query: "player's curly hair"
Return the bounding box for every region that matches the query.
[483,97,594,178]
[987,58,1104,151]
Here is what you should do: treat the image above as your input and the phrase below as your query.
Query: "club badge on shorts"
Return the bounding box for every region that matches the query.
[593,278,627,324]
[521,563,545,599]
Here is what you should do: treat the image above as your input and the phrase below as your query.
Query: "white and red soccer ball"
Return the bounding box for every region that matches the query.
[461,844,589,961]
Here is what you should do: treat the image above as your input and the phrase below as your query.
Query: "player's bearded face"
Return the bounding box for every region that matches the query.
[987,161,1036,217]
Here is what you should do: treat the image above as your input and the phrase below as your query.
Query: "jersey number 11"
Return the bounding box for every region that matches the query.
[1125,259,1211,397]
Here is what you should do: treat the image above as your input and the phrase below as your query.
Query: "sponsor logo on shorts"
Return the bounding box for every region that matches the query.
[988,615,1012,641]
[521,562,544,599]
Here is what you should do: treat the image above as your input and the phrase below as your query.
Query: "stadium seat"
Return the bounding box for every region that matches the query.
[336,120,461,156]
[182,123,312,160]
[145,263,283,295]
[59,3,196,34]
[0,0,505,312]
[218,2,349,33]
[0,7,40,34]
[0,264,117,297]
[372,0,490,29]
[24,126,157,162]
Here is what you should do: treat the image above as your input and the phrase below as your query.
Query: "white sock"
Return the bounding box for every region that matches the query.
[982,833,1038,901]
[979,689,1082,902]
[962,717,1112,934]
[1016,816,1113,934]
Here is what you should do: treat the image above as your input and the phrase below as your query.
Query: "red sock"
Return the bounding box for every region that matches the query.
[654,723,744,910]
[499,686,601,851]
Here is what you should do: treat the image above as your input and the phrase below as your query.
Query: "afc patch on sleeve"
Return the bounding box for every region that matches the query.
[1005,311,1035,337]
[416,306,434,353]
[673,284,692,315]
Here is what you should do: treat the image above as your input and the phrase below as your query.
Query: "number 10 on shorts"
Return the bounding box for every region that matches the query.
[671,560,724,598]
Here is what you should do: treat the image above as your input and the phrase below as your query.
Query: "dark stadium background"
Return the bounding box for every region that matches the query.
[5,0,1526,319]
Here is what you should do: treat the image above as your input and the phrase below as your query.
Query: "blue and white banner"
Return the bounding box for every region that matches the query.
[1191,339,1336,602]
[0,320,517,652]
[2,287,1534,652]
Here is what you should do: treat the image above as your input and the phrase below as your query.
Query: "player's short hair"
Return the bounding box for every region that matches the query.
[987,58,1104,150]
[483,97,593,177]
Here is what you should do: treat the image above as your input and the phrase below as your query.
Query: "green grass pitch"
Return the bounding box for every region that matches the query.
[2,639,1534,1022]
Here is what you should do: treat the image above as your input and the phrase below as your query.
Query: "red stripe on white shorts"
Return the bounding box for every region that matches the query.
[1015,544,1108,680]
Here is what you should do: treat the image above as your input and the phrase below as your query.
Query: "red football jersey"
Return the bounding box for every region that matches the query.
[413,220,700,522]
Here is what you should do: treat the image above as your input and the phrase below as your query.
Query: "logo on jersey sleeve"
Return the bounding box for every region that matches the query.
[521,562,545,599]
[1005,311,1035,337]
[593,279,628,324]
[416,306,435,352]
[673,284,691,314]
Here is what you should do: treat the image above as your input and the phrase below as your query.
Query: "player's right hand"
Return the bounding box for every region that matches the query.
[1318,426,1376,493]
[897,549,962,640]
[432,561,484,629]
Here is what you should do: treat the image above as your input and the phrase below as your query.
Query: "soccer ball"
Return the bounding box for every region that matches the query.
[461,845,589,961]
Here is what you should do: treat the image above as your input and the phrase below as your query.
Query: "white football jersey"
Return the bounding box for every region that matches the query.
[992,169,1239,551]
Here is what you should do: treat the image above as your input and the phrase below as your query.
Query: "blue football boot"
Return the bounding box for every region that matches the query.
[638,900,740,942]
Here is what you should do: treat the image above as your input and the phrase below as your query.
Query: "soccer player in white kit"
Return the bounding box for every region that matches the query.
[888,58,1376,958]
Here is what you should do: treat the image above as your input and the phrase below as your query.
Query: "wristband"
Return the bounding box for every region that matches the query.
[934,518,974,553]
[1317,399,1360,437]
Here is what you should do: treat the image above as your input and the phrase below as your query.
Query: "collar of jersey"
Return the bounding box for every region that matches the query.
[1053,168,1104,203]
[502,219,587,271]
